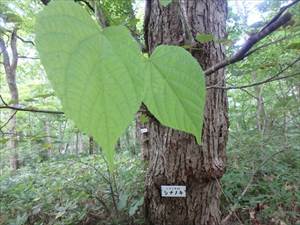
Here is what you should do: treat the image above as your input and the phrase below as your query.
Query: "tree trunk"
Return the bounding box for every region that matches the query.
[140,1,229,224]
[252,72,266,132]
[43,119,52,157]
[0,29,20,171]
[89,136,94,155]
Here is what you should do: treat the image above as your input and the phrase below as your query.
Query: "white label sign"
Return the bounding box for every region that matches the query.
[161,185,186,197]
[140,128,148,134]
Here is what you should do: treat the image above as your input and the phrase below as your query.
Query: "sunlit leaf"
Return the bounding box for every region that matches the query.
[35,1,144,165]
[144,45,206,143]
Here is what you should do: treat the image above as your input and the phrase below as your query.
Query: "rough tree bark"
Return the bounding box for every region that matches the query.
[138,1,229,224]
[0,29,20,171]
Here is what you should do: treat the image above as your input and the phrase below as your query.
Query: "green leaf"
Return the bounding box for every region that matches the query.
[196,33,214,43]
[117,192,129,210]
[129,197,144,216]
[144,45,206,143]
[287,41,300,49]
[140,114,149,124]
[159,0,172,7]
[35,1,144,165]
[36,1,207,165]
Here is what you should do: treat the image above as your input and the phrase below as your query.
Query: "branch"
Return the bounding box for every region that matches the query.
[16,35,35,46]
[228,72,300,90]
[0,94,64,114]
[75,0,94,12]
[204,0,300,76]
[207,56,300,90]
[18,56,40,60]
[0,111,17,132]
[261,0,300,31]
[243,33,300,59]
[0,105,64,114]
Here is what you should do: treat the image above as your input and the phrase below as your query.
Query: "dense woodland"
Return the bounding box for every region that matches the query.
[0,0,299,225]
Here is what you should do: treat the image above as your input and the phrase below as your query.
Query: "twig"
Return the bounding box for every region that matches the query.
[76,0,95,12]
[239,88,258,100]
[0,95,64,114]
[210,72,300,90]
[16,35,35,46]
[1,94,63,114]
[204,0,300,76]
[207,56,300,90]
[0,111,17,132]
[0,105,64,114]
[243,33,300,59]
[18,56,39,60]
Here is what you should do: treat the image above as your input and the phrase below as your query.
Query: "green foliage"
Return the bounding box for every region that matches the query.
[0,2,22,25]
[0,153,145,225]
[222,130,300,224]
[196,33,214,43]
[35,1,206,165]
[159,0,172,7]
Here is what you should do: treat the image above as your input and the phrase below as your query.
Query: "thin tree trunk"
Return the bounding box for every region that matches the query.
[75,130,79,155]
[89,136,94,154]
[139,1,229,224]
[0,29,20,171]
[43,119,52,157]
[252,72,266,132]
[58,120,67,154]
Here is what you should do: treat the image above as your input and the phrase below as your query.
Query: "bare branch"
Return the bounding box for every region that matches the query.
[75,0,94,12]
[0,105,64,114]
[239,88,258,100]
[18,56,40,60]
[204,0,300,76]
[0,111,17,132]
[0,94,64,114]
[230,73,300,90]
[261,0,300,31]
[243,33,300,59]
[207,56,300,90]
[16,35,35,46]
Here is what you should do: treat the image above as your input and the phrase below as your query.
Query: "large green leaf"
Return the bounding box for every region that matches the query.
[144,45,206,143]
[35,1,144,164]
[36,1,206,165]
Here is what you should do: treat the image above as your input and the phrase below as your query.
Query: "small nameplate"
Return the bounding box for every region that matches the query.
[161,185,186,197]
[140,128,148,134]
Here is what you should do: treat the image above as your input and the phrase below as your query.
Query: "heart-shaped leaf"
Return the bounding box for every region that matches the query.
[35,1,207,166]
[35,1,144,164]
[144,45,206,143]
